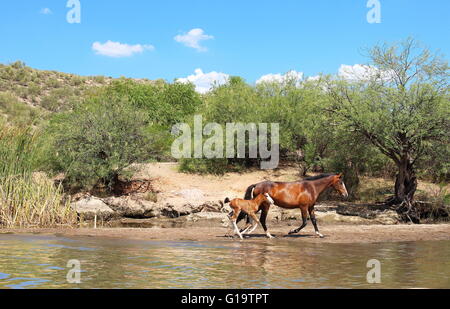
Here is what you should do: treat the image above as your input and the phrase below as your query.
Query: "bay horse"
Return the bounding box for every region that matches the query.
[240,173,348,238]
[224,193,275,240]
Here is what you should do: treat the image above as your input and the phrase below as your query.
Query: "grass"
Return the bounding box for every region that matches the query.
[0,61,112,112]
[0,124,77,228]
[0,174,76,228]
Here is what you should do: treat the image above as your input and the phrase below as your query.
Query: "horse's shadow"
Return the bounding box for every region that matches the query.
[283,233,317,238]
[218,233,318,239]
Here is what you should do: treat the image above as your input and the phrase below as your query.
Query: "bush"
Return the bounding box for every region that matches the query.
[46,97,155,191]
[0,92,44,126]
[102,79,202,127]
[179,158,230,175]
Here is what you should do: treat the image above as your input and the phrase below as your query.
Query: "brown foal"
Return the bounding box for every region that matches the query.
[224,193,275,240]
[241,173,349,238]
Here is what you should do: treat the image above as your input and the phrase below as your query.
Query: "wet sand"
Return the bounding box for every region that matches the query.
[2,223,450,243]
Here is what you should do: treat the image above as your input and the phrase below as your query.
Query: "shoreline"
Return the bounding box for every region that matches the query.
[1,223,450,244]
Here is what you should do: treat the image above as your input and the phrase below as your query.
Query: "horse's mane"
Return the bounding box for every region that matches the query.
[303,173,337,181]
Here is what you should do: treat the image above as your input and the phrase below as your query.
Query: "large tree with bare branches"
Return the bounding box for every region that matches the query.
[327,38,449,222]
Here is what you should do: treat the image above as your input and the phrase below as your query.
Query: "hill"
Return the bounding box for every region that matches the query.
[0,61,155,125]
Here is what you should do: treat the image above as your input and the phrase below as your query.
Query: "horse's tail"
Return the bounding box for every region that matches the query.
[224,197,231,204]
[244,184,257,200]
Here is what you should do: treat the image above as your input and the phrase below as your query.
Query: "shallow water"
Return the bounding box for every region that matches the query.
[0,234,449,289]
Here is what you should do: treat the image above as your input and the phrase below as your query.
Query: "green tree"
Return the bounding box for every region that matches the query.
[103,79,202,127]
[46,97,154,191]
[327,38,449,221]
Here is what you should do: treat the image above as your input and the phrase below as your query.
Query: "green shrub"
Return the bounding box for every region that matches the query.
[179,158,230,175]
[0,92,44,126]
[102,79,202,127]
[46,97,155,191]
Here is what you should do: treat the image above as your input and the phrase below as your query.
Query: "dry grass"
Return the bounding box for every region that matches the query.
[0,124,77,228]
[0,174,76,228]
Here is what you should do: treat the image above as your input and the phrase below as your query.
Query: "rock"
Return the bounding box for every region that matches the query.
[316,211,373,224]
[71,197,115,220]
[158,197,194,217]
[335,204,400,225]
[199,200,224,213]
[175,189,205,201]
[103,196,159,218]
[373,210,401,225]
[337,204,377,219]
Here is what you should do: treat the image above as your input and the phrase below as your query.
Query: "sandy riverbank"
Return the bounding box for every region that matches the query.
[2,223,450,243]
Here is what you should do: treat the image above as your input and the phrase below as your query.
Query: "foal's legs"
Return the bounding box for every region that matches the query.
[288,207,308,235]
[229,209,244,240]
[249,212,274,239]
[309,207,324,238]
[241,217,254,234]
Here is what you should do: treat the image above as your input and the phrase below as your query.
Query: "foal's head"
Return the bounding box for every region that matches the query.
[263,193,275,204]
[331,174,349,198]
[255,193,275,205]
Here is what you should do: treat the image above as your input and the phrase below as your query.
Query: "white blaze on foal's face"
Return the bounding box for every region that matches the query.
[265,193,274,204]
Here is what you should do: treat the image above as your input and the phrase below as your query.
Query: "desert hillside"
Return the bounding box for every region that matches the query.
[0,61,156,124]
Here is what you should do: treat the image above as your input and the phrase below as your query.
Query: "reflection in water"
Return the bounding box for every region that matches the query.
[0,234,449,289]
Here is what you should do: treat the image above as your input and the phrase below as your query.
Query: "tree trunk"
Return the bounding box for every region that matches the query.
[391,158,419,223]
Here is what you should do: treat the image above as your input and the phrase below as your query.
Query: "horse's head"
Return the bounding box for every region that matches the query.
[331,174,349,198]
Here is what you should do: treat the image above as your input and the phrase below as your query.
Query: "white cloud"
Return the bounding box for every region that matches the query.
[40,8,52,15]
[174,28,214,52]
[256,70,304,85]
[306,75,322,82]
[92,41,154,58]
[177,69,229,94]
[338,64,394,82]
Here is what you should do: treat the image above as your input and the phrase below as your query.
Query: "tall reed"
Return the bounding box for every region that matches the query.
[0,124,76,228]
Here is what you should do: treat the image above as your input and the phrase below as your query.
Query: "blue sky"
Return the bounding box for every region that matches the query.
[0,0,449,89]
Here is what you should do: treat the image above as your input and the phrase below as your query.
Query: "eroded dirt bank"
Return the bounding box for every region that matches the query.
[2,223,450,244]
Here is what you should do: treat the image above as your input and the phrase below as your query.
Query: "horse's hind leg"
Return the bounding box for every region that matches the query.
[249,212,274,239]
[239,213,252,233]
[241,218,253,234]
[288,208,308,235]
[309,208,324,238]
[246,217,258,235]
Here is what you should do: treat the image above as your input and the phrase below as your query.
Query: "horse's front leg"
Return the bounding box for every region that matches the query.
[229,210,244,240]
[259,205,274,238]
[309,207,324,238]
[288,207,308,235]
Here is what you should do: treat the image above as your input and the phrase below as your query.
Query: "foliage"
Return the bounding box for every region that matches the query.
[101,78,202,127]
[0,124,76,228]
[45,97,155,191]
[327,38,449,207]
